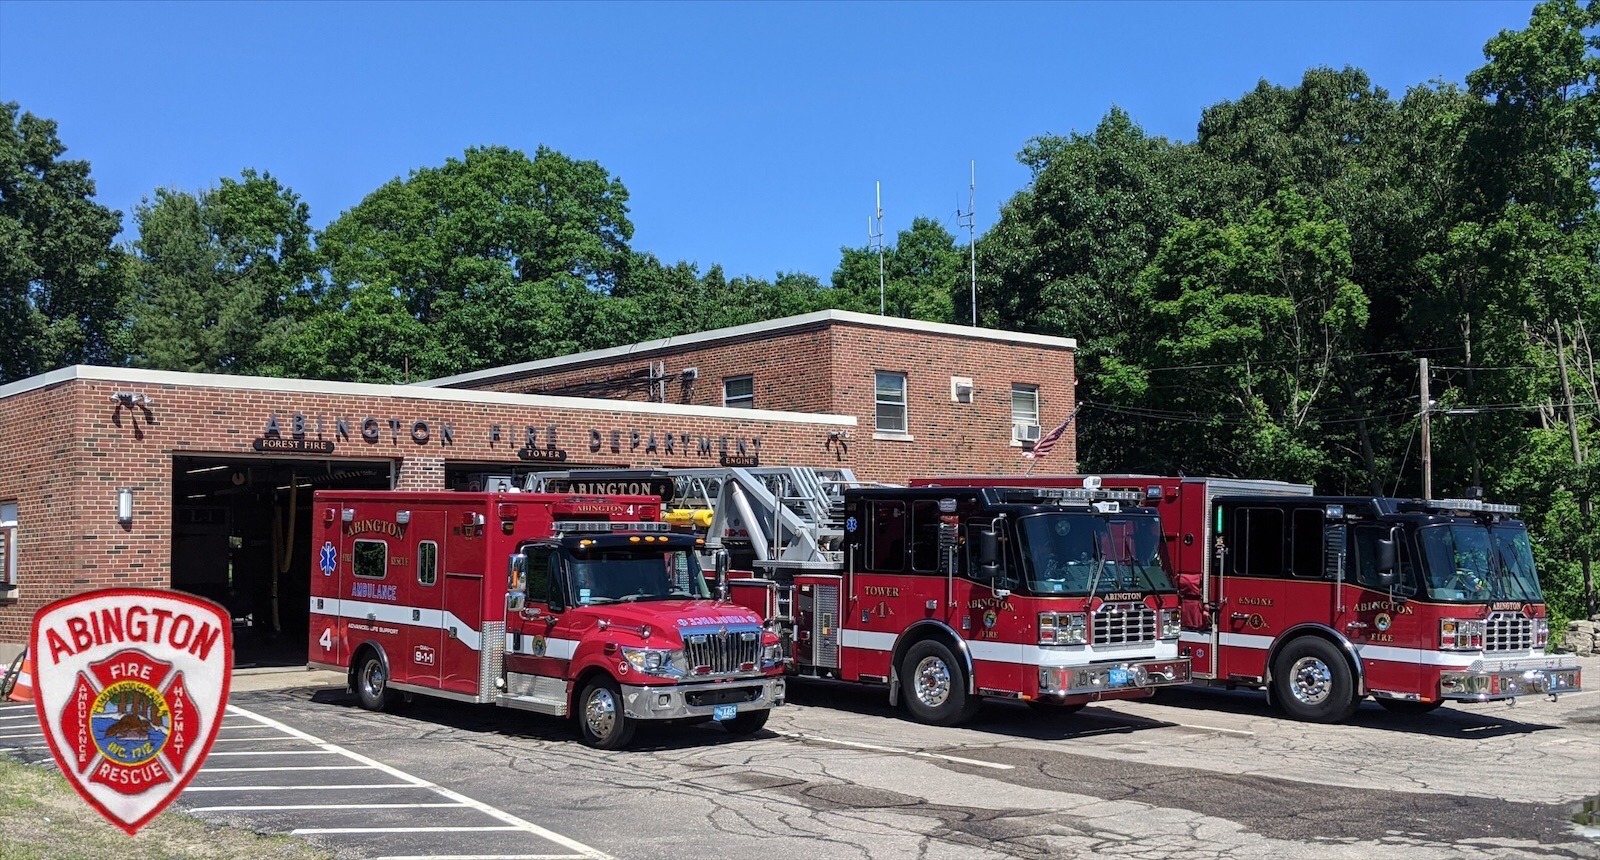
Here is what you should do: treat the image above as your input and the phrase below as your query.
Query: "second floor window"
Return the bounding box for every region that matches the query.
[1011,385,1039,428]
[723,375,754,408]
[875,372,907,432]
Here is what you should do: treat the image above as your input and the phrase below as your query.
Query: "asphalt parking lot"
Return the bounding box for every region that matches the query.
[4,658,1599,860]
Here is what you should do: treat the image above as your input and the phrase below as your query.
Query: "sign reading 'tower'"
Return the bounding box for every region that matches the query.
[29,589,233,834]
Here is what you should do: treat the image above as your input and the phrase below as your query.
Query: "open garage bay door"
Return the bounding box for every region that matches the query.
[172,456,393,668]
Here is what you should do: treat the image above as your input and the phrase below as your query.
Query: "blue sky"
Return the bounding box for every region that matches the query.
[0,1,1538,283]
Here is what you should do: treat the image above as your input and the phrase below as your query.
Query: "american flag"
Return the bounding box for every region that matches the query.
[1021,407,1078,460]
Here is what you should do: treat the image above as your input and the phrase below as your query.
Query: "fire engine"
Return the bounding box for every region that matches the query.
[528,468,1190,726]
[307,490,786,748]
[915,475,1584,722]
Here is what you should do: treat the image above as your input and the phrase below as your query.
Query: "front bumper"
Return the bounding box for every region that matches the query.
[1038,657,1191,697]
[621,675,786,720]
[1439,655,1583,701]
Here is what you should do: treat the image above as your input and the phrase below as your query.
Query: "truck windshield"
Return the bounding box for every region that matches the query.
[1015,513,1174,596]
[569,548,710,604]
[1417,524,1544,603]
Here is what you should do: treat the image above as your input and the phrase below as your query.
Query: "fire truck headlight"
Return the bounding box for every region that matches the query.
[761,642,784,668]
[1534,618,1550,649]
[1039,612,1088,645]
[1439,618,1486,651]
[621,647,687,677]
[1160,609,1181,640]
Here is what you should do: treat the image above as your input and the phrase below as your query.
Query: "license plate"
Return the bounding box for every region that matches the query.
[1108,669,1130,687]
[713,704,738,721]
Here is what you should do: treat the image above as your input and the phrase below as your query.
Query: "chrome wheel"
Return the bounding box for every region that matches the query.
[1287,655,1333,705]
[584,686,618,739]
[912,655,953,708]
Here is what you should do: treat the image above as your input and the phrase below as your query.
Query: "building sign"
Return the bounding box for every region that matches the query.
[252,437,336,454]
[517,447,569,463]
[262,413,455,448]
[29,588,232,835]
[720,453,760,467]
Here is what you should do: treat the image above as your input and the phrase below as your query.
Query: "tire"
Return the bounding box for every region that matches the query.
[1271,637,1359,723]
[899,639,981,726]
[721,708,770,736]
[1027,700,1087,715]
[1377,698,1443,716]
[354,651,392,712]
[577,678,636,749]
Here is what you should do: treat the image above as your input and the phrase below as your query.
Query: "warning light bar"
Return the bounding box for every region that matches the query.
[1400,499,1520,515]
[994,487,1142,505]
[552,520,674,534]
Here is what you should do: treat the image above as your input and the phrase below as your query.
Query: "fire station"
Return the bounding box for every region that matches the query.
[0,310,1076,665]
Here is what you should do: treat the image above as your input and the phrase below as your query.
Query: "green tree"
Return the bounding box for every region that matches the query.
[0,102,126,382]
[832,216,961,322]
[118,170,316,374]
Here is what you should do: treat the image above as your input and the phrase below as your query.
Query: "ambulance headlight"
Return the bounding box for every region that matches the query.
[621,647,688,677]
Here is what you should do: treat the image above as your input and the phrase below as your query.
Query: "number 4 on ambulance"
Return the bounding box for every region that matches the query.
[28,588,233,835]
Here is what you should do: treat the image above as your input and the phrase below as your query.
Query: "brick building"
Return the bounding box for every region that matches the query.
[0,310,1075,663]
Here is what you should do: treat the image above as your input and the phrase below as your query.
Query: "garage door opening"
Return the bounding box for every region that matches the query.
[171,456,393,669]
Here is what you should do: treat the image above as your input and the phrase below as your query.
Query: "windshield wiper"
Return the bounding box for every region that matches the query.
[1085,543,1108,602]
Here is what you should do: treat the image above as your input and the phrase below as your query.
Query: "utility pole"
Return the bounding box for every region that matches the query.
[1420,358,1433,500]
[1556,320,1596,617]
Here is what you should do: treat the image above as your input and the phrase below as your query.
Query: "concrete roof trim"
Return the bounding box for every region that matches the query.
[416,309,1077,388]
[0,366,858,427]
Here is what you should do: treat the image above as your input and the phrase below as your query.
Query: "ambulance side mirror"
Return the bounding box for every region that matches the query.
[714,549,730,602]
[507,553,528,611]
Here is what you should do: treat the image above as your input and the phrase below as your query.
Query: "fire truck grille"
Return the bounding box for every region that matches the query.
[1093,602,1157,646]
[1485,612,1534,652]
[682,626,762,675]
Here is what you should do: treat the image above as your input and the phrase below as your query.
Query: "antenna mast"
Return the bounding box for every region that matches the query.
[956,161,977,326]
[869,181,885,315]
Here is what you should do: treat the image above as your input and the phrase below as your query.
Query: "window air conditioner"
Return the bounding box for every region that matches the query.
[1013,423,1042,443]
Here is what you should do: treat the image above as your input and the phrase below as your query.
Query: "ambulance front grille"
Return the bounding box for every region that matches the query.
[682,626,762,675]
[1093,602,1156,646]
[1485,612,1534,652]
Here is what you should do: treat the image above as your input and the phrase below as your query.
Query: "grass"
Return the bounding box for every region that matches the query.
[0,757,334,860]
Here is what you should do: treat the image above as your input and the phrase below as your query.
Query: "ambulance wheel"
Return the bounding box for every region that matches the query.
[900,639,981,726]
[1271,637,1358,723]
[578,678,636,749]
[354,652,392,712]
[1377,698,1443,716]
[721,708,770,736]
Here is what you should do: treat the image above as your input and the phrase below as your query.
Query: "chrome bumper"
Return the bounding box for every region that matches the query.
[1038,657,1191,697]
[1439,656,1582,701]
[621,676,786,721]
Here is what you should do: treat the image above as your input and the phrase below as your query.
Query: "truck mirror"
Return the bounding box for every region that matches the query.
[975,528,1002,581]
[508,553,528,592]
[714,549,730,602]
[1376,537,1397,577]
[506,590,526,612]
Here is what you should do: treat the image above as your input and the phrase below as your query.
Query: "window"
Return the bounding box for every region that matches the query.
[1288,509,1326,579]
[417,541,438,586]
[1228,507,1285,577]
[875,372,907,433]
[910,500,943,572]
[868,501,906,572]
[523,546,554,603]
[0,502,16,589]
[352,539,387,579]
[1354,525,1417,595]
[723,375,754,409]
[1011,385,1039,428]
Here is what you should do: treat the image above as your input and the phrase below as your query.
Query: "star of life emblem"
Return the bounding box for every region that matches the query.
[29,588,232,834]
[319,541,338,575]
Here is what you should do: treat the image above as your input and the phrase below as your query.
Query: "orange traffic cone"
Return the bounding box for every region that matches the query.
[7,651,33,703]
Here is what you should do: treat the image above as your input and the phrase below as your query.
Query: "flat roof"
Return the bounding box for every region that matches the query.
[0,365,856,426]
[417,309,1077,389]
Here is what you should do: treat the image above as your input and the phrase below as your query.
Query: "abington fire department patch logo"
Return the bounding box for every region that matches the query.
[29,589,232,834]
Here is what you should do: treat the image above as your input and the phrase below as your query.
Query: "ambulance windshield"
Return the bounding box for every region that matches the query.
[569,547,711,604]
[1015,513,1174,597]
[1417,523,1544,603]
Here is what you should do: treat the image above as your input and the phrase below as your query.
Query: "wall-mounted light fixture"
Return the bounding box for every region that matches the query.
[117,488,134,524]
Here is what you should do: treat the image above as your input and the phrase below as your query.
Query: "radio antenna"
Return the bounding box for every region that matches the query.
[869,181,885,315]
[956,161,977,326]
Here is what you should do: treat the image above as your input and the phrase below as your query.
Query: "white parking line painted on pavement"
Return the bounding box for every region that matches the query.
[203,765,377,773]
[0,704,31,711]
[770,730,1015,770]
[374,855,588,860]
[185,783,422,792]
[0,732,43,740]
[294,826,523,834]
[190,802,469,812]
[226,704,615,860]
[213,735,308,743]
[208,750,345,757]
[0,714,38,722]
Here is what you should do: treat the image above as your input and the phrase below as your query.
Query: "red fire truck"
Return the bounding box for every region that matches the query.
[529,468,1190,725]
[916,475,1584,722]
[307,490,786,748]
